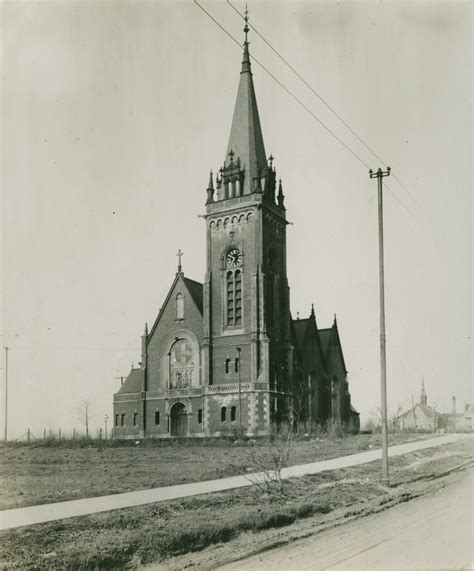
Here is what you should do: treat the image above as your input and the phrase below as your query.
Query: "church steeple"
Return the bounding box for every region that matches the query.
[420,377,427,406]
[224,8,267,196]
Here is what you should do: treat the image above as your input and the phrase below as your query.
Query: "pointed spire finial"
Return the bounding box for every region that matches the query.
[241,5,251,74]
[206,170,215,204]
[244,4,249,42]
[144,322,148,336]
[333,313,337,326]
[277,178,285,208]
[297,311,300,320]
[311,303,315,317]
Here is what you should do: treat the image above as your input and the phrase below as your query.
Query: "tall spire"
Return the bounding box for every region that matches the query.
[420,377,427,406]
[225,6,267,195]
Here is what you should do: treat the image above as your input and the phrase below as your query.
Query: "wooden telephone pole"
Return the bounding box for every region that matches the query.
[369,166,391,485]
[4,347,8,442]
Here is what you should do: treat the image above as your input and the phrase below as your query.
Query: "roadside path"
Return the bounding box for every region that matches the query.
[218,465,473,570]
[0,433,470,531]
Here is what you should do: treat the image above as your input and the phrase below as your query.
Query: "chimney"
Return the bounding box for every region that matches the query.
[452,396,456,414]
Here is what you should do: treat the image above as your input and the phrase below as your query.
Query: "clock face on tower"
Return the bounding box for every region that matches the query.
[226,248,242,267]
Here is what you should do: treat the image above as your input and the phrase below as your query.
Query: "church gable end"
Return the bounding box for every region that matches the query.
[146,274,203,394]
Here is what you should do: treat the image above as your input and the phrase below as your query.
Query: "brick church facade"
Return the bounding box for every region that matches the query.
[113,23,359,438]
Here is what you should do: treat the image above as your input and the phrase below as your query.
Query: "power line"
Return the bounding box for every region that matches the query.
[194,1,413,217]
[227,0,420,208]
[194,0,371,171]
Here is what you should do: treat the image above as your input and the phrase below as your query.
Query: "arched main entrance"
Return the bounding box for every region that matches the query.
[170,402,188,437]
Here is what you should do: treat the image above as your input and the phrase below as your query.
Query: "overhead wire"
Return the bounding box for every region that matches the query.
[226,0,420,208]
[193,0,414,217]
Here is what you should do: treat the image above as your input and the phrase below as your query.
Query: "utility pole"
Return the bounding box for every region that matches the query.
[237,347,242,434]
[4,347,8,442]
[104,414,109,440]
[369,166,391,486]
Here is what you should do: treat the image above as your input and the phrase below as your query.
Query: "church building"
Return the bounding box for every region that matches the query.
[113,19,359,438]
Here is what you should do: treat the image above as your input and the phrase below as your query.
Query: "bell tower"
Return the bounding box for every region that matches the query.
[202,12,292,433]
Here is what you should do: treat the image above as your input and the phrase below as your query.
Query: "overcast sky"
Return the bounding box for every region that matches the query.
[1,1,472,438]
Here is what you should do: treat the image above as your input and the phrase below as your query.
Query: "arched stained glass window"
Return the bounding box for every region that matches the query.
[170,338,194,389]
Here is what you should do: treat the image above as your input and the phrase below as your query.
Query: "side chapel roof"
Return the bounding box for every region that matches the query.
[117,368,143,395]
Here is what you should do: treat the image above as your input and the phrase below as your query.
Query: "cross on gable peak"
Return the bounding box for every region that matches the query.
[177,249,184,273]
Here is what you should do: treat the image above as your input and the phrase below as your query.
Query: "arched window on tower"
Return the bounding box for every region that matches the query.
[225,358,231,374]
[235,357,239,373]
[221,407,227,422]
[226,271,234,325]
[176,293,184,320]
[225,249,243,328]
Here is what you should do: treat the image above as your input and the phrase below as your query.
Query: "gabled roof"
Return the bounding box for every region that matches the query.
[319,322,348,376]
[418,404,434,418]
[183,277,203,315]
[400,403,434,419]
[291,312,326,378]
[293,318,310,351]
[225,39,267,194]
[148,273,203,341]
[117,368,143,394]
[318,328,332,356]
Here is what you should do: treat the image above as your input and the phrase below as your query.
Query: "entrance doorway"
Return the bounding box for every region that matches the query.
[170,402,188,436]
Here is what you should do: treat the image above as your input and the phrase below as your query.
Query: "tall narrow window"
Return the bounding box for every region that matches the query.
[231,406,236,422]
[235,358,239,373]
[176,293,184,319]
[225,358,231,374]
[221,407,227,422]
[155,411,160,425]
[121,413,125,427]
[235,270,242,325]
[226,271,234,325]
[225,249,243,327]
[198,409,203,424]
[115,414,119,427]
[133,413,138,426]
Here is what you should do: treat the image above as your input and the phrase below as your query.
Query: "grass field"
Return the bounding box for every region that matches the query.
[0,436,471,570]
[0,433,432,510]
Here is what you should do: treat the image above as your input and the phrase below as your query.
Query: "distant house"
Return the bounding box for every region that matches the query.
[398,389,473,433]
[463,404,474,431]
[397,379,435,432]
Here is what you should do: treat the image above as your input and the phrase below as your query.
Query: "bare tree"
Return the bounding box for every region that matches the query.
[76,399,94,438]
[245,424,293,499]
[372,402,406,433]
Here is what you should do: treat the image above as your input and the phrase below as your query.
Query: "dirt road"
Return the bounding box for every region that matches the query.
[219,467,473,570]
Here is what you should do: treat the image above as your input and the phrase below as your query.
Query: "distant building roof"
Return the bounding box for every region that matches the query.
[117,368,143,394]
